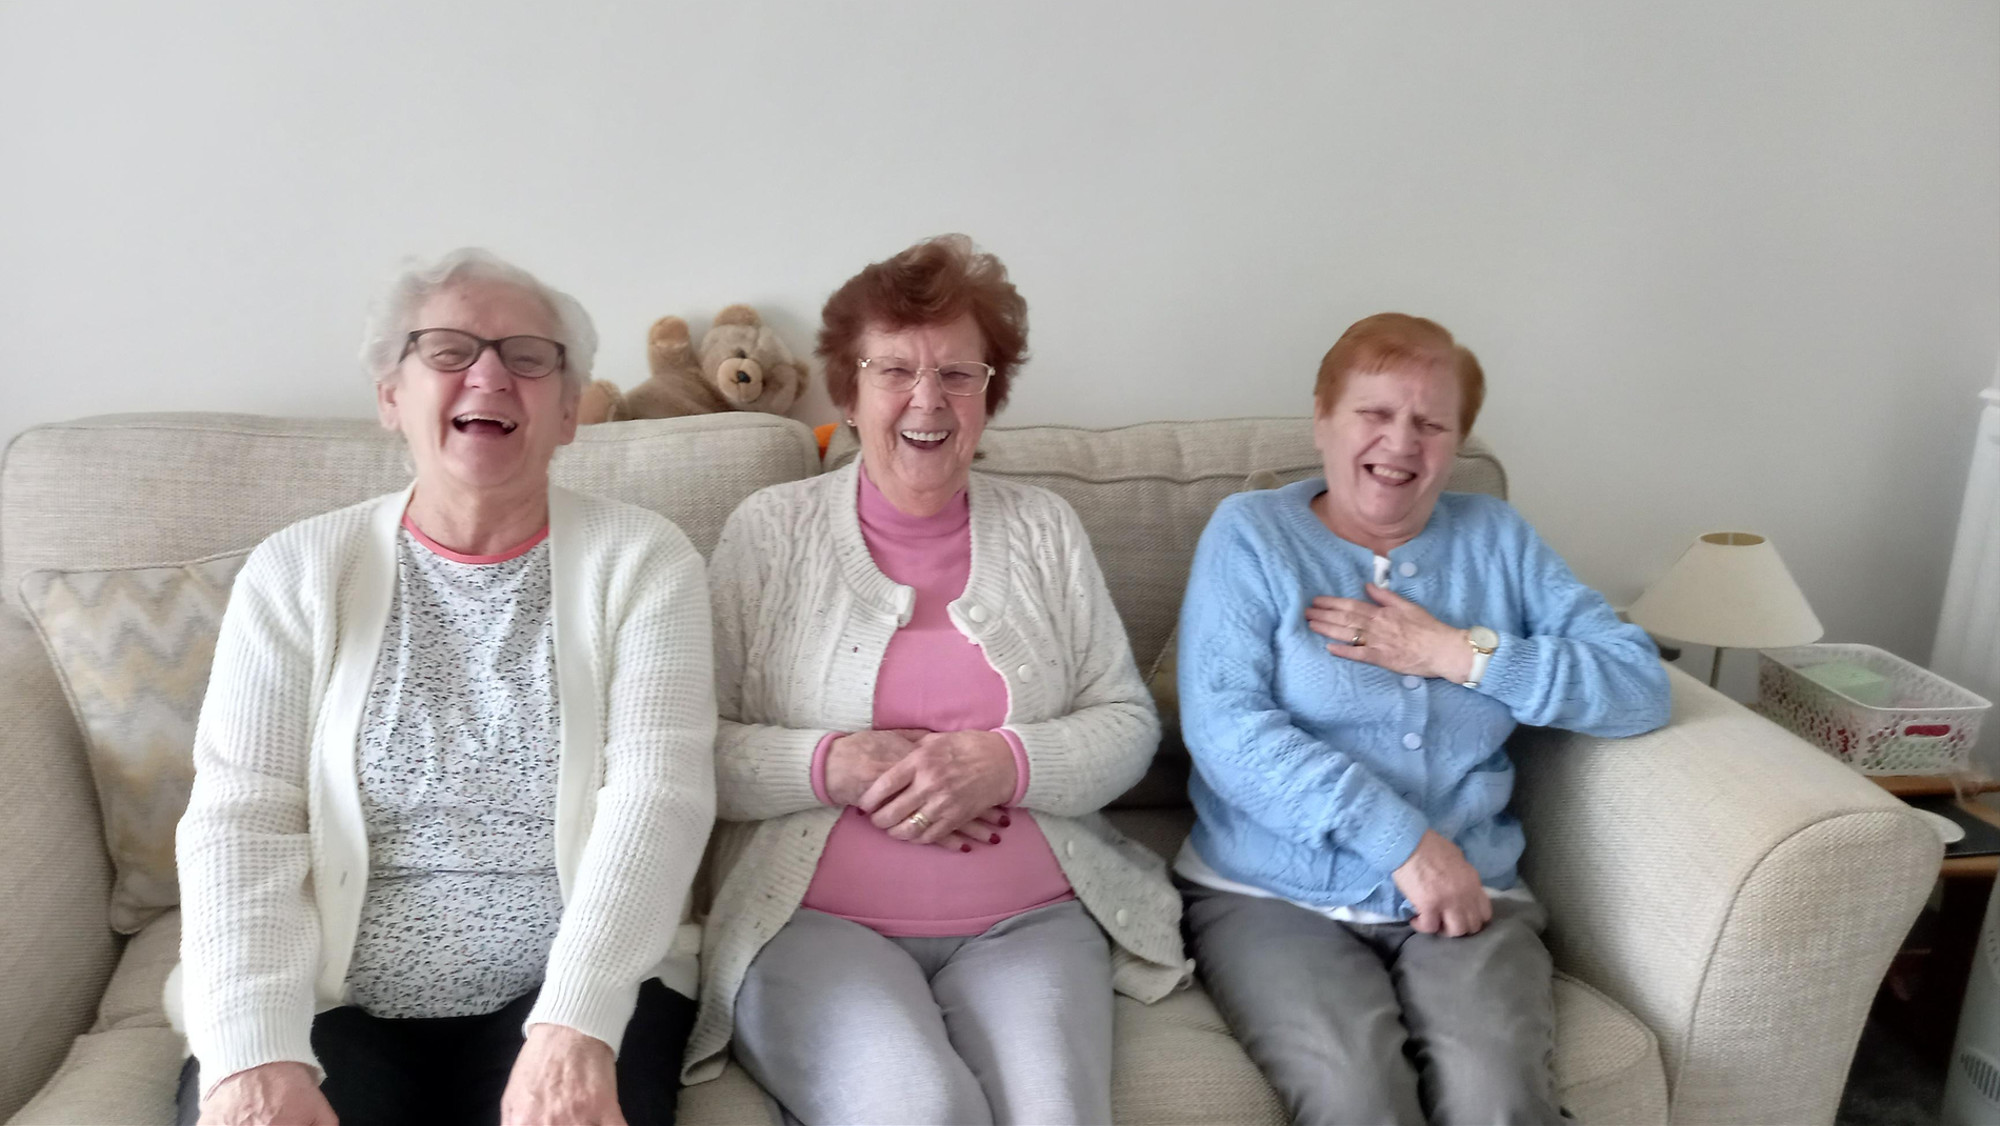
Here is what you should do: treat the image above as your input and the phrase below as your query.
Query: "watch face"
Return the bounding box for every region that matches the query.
[1468,626,1499,653]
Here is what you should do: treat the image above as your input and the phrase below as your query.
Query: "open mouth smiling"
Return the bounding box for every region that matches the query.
[1364,463,1416,486]
[901,428,950,450]
[452,413,518,435]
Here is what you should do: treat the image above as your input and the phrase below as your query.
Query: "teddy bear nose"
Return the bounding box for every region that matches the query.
[734,371,751,383]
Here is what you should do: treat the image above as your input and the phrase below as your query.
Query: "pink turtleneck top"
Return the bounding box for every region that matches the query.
[799,468,1075,936]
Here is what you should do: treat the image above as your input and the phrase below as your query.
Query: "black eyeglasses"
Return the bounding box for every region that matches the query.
[401,329,567,379]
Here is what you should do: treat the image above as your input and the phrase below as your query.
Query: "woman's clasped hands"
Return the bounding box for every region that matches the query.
[823,728,1016,852]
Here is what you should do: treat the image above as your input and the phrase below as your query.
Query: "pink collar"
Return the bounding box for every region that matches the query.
[401,512,548,564]
[858,465,969,539]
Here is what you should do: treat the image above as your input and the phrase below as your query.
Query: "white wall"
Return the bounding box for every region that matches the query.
[3,1,1996,687]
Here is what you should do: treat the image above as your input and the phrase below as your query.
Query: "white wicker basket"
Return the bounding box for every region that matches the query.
[1757,643,1992,775]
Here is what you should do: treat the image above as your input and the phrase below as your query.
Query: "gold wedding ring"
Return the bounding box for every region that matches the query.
[907,812,930,829]
[1351,629,1366,647]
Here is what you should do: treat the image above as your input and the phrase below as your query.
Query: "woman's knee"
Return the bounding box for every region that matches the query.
[733,957,991,1124]
[1422,1054,1562,1126]
[798,1059,992,1126]
[1281,1064,1424,1126]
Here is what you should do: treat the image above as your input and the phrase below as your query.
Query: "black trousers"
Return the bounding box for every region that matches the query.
[176,980,696,1126]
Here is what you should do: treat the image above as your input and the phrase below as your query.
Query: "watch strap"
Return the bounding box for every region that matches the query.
[1463,627,1497,688]
[1464,647,1493,689]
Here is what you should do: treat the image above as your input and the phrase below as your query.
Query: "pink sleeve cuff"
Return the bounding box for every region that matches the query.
[997,728,1029,806]
[810,732,845,806]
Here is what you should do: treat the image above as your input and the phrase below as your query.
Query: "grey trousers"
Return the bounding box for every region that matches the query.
[733,901,1115,1126]
[1182,881,1563,1126]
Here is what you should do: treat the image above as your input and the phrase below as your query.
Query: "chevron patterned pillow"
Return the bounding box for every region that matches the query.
[19,549,250,933]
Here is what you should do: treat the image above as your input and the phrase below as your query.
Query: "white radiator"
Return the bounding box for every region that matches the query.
[1933,382,2000,777]
[1948,880,2000,1123]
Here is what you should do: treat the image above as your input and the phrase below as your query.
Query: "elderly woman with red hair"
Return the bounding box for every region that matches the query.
[685,235,1185,1124]
[1176,313,1669,1124]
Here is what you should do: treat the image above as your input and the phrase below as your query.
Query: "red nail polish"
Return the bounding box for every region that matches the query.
[960,843,972,853]
[990,834,1001,844]
[1000,816,1012,827]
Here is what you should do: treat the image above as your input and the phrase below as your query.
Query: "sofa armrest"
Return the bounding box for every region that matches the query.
[0,608,119,1120]
[1511,664,1939,1126]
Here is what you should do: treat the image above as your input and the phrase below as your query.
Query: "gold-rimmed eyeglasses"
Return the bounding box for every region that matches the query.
[858,357,994,397]
[402,329,567,380]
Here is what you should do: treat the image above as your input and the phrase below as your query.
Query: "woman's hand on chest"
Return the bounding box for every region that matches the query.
[1304,583,1475,683]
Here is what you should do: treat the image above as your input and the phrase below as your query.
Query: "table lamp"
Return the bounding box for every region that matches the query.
[1627,531,1824,687]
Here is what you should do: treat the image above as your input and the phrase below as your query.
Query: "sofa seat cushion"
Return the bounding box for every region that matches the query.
[6,1027,187,1126]
[93,912,181,1037]
[1110,987,1287,1123]
[676,1060,777,1125]
[8,910,183,1125]
[1552,974,1668,1123]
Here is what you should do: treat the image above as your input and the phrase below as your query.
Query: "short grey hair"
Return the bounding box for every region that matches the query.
[360,248,598,395]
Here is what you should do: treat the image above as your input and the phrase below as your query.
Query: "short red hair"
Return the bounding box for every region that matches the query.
[819,234,1029,416]
[1314,313,1485,433]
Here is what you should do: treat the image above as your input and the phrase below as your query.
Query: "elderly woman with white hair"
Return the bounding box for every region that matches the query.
[170,249,716,1126]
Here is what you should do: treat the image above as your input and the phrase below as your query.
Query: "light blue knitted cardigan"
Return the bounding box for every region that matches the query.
[1178,478,1670,918]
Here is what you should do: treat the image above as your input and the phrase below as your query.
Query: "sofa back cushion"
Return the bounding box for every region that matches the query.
[19,551,250,933]
[1,412,824,612]
[833,418,1506,675]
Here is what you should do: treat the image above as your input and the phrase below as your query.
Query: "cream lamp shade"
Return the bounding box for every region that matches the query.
[1628,532,1823,685]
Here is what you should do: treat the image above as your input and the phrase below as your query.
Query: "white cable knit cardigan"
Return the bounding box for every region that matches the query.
[685,459,1190,1083]
[173,485,717,1091]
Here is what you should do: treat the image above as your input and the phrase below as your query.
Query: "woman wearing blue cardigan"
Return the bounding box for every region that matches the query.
[1175,313,1670,1125]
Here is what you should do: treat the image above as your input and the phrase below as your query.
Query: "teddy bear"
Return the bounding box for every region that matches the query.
[578,305,806,424]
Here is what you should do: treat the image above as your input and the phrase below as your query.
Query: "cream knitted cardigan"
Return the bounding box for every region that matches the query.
[686,459,1190,1083]
[173,485,717,1091]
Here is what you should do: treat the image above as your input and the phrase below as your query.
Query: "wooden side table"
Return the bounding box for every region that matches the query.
[1872,773,2000,1060]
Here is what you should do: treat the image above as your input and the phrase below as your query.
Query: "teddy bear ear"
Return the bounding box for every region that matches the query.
[647,316,698,377]
[648,315,692,345]
[713,304,760,328]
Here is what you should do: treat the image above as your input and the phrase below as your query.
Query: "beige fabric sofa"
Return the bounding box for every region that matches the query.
[0,411,1940,1125]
